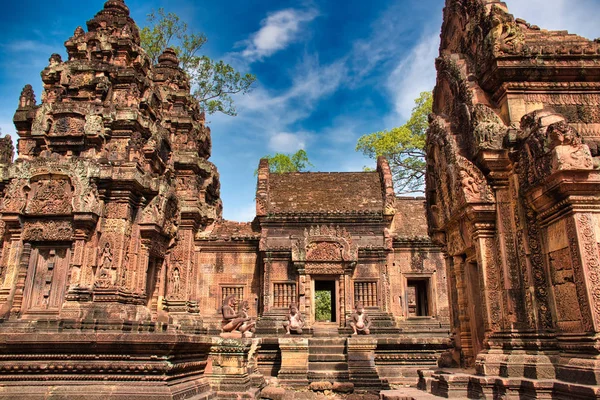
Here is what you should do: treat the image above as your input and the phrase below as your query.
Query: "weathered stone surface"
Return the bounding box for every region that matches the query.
[260,386,286,400]
[423,0,600,397]
[309,381,333,391]
[0,0,455,398]
[332,382,354,393]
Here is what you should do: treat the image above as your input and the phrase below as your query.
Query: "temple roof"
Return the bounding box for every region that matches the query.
[267,172,383,214]
[199,220,260,240]
[391,197,430,239]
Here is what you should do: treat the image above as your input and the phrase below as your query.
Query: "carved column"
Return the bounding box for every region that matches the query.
[339,272,347,328]
[452,255,474,366]
[297,263,306,316]
[262,257,272,314]
[473,228,504,335]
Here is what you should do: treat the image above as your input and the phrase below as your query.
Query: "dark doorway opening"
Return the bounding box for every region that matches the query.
[407,279,429,317]
[314,280,336,322]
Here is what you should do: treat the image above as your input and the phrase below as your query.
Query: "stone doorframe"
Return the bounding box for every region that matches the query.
[291,225,359,328]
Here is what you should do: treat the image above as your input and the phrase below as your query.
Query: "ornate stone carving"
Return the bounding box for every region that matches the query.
[485,5,525,56]
[94,242,115,288]
[0,136,14,165]
[22,220,73,242]
[518,109,593,188]
[25,177,72,215]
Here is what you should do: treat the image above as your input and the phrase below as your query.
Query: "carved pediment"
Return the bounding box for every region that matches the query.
[291,225,358,265]
[25,176,72,215]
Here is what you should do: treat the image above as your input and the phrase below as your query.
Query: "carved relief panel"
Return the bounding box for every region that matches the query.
[22,247,71,314]
[25,177,72,215]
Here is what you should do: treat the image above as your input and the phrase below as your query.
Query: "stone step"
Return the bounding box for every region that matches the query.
[309,362,349,371]
[309,338,346,345]
[308,346,346,354]
[309,354,347,362]
[308,371,350,381]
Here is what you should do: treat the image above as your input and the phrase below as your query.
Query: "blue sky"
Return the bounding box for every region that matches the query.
[0,0,598,221]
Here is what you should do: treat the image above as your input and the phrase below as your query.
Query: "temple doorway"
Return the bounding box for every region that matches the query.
[314,280,336,322]
[22,246,71,316]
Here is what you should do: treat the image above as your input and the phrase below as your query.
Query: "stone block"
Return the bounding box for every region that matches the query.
[309,381,333,391]
[260,385,286,400]
[332,382,354,393]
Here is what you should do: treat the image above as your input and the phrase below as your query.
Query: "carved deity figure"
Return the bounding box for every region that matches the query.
[459,170,480,200]
[171,267,181,295]
[221,295,255,337]
[283,302,304,335]
[95,243,114,287]
[238,300,256,336]
[350,302,372,335]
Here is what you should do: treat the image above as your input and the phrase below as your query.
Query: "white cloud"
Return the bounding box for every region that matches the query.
[269,132,306,153]
[241,8,319,62]
[504,0,599,40]
[385,33,439,125]
[2,39,58,55]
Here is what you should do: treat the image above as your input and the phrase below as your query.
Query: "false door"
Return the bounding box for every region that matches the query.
[22,246,71,316]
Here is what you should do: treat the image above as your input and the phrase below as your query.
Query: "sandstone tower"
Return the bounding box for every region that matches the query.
[424,0,600,397]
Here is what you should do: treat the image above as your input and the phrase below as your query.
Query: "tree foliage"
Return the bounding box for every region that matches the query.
[262,149,313,174]
[140,9,256,116]
[356,91,432,193]
[315,291,332,321]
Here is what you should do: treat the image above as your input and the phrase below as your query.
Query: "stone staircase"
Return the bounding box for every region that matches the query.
[308,323,349,382]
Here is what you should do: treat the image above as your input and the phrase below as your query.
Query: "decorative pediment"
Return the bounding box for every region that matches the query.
[291,225,358,264]
[0,161,102,217]
[140,184,180,238]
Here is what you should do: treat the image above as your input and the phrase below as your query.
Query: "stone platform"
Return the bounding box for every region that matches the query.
[0,327,265,400]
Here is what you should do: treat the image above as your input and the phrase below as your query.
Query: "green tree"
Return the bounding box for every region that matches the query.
[262,149,313,174]
[314,291,332,321]
[140,9,256,116]
[356,91,432,193]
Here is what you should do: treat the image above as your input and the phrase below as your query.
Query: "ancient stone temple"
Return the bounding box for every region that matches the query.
[0,1,452,398]
[423,0,600,398]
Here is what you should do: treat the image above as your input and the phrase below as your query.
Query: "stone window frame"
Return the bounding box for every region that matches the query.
[353,279,379,308]
[219,284,245,307]
[272,281,297,309]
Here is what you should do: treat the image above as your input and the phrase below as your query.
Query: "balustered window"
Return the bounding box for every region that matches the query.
[273,282,297,308]
[221,286,244,303]
[354,281,378,308]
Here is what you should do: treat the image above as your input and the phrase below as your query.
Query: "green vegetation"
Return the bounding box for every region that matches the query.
[356,91,432,193]
[315,290,332,321]
[140,9,256,116]
[261,149,313,174]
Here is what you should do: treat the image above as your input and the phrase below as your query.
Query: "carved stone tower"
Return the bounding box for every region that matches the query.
[425,0,600,397]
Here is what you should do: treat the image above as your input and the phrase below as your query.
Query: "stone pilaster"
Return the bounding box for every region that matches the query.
[206,337,261,399]
[277,337,309,387]
[347,337,386,389]
[452,255,474,366]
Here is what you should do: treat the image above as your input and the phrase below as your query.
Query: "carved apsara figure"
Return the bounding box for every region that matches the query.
[171,267,181,295]
[350,302,372,335]
[95,242,114,286]
[283,302,304,335]
[221,295,255,337]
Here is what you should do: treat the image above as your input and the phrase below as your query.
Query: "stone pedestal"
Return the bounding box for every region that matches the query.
[206,337,262,399]
[347,337,386,389]
[277,337,309,387]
